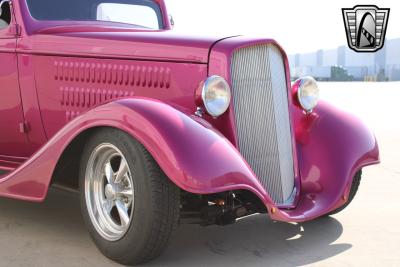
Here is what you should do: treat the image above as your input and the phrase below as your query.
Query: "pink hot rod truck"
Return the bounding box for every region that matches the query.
[0,0,380,265]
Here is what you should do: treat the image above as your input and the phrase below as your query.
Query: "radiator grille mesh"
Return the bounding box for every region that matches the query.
[230,44,295,204]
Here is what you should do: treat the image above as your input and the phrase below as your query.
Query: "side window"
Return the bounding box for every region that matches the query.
[0,1,11,30]
[97,3,160,30]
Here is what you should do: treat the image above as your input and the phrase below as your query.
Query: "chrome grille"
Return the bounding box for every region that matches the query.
[230,44,295,204]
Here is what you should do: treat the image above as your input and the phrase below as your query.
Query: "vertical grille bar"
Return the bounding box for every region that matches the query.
[230,44,295,204]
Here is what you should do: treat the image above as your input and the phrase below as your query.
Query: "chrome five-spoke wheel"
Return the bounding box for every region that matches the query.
[80,128,180,265]
[85,143,134,241]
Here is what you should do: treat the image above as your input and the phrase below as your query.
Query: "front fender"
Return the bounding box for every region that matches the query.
[0,98,268,204]
[275,100,380,221]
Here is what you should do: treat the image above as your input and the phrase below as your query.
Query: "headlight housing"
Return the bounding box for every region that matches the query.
[197,75,232,117]
[293,76,319,113]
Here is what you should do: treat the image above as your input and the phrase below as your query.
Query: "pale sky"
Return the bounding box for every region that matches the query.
[165,0,400,54]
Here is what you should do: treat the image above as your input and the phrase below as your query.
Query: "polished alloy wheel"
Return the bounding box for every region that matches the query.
[80,129,180,265]
[85,143,134,241]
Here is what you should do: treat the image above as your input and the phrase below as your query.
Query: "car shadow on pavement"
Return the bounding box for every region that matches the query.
[0,188,351,267]
[152,211,351,267]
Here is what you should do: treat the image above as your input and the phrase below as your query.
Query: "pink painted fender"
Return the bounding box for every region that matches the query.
[275,100,380,221]
[0,98,270,205]
[0,98,379,222]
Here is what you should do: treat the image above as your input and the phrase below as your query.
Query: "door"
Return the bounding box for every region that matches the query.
[0,1,29,158]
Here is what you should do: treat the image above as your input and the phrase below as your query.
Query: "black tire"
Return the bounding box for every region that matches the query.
[326,170,362,216]
[79,128,180,265]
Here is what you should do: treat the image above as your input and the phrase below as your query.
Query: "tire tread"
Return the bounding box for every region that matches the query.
[327,170,362,216]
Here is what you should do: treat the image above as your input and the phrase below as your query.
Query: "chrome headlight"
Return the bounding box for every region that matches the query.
[293,76,319,113]
[199,75,231,117]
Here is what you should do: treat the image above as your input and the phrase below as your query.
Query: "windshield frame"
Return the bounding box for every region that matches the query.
[18,0,171,34]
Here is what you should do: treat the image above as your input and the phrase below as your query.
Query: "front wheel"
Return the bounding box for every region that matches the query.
[79,128,180,265]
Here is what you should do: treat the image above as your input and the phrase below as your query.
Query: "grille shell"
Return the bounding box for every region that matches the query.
[230,44,295,204]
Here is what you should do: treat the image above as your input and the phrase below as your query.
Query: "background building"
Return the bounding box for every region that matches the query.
[289,38,400,81]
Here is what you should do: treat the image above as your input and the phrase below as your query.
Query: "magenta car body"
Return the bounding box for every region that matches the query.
[0,0,379,264]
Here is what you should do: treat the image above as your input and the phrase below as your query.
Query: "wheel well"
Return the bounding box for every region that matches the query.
[51,127,105,191]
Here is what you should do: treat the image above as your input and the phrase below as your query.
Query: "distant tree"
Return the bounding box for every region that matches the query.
[331,66,354,81]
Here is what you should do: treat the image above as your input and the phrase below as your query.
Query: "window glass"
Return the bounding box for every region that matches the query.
[97,3,159,29]
[26,0,163,29]
[0,1,11,30]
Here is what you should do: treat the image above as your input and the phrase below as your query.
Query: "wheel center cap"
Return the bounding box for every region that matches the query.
[105,184,116,200]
